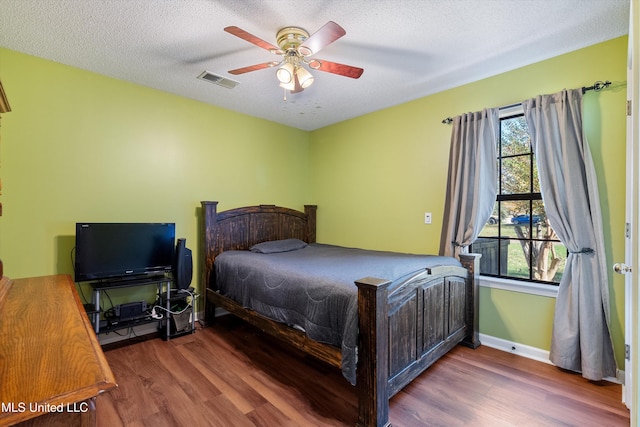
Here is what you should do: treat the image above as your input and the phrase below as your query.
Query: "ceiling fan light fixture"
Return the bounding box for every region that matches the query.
[296,66,314,88]
[276,62,294,84]
[279,80,295,91]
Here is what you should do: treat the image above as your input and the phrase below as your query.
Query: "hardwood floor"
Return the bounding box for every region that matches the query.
[96,316,629,426]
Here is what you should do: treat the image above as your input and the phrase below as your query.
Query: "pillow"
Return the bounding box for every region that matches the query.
[250,238,308,254]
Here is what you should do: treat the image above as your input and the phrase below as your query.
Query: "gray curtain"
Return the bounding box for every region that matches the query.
[522,89,616,380]
[440,108,499,258]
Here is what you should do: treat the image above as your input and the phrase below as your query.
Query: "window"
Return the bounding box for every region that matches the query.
[471,106,566,284]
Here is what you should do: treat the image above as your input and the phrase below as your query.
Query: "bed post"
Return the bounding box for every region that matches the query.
[304,205,317,243]
[355,277,392,427]
[459,253,481,349]
[201,201,219,324]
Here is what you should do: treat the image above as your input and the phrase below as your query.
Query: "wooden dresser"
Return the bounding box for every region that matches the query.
[0,274,116,426]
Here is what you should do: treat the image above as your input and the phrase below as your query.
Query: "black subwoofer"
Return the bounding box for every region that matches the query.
[174,238,192,290]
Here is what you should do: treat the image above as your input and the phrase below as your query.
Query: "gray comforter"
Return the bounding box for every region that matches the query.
[214,242,461,384]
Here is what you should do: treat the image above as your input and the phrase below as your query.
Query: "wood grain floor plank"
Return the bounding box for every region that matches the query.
[174,341,264,415]
[144,338,222,402]
[242,370,331,426]
[196,395,257,427]
[174,348,265,414]
[246,402,299,427]
[101,349,162,424]
[445,347,628,417]
[97,316,629,426]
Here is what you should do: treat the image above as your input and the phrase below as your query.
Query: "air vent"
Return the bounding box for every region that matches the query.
[197,71,240,89]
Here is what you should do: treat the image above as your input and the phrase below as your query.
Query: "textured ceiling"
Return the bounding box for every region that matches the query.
[0,0,630,131]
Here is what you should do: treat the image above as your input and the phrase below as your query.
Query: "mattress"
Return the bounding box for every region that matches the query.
[214,241,461,383]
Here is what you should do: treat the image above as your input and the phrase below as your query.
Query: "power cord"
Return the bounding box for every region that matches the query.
[151,287,196,318]
[151,303,191,317]
[150,307,163,319]
[178,287,195,301]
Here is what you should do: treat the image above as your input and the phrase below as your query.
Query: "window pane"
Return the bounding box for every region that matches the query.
[506,201,531,227]
[479,201,500,237]
[499,202,516,238]
[532,153,540,193]
[534,241,567,282]
[503,238,530,279]
[532,200,565,281]
[501,116,530,156]
[474,237,509,275]
[501,154,531,194]
[532,200,558,240]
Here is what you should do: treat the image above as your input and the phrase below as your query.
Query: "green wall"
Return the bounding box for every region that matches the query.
[309,36,628,368]
[0,37,628,369]
[0,47,310,302]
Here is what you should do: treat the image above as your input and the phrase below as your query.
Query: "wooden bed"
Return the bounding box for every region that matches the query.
[200,201,480,427]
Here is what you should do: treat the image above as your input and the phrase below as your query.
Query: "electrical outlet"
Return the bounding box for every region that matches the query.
[424,212,432,224]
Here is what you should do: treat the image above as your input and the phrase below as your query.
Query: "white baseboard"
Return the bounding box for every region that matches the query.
[479,333,624,384]
[479,333,552,364]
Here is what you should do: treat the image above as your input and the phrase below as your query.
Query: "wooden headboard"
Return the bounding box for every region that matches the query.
[200,201,317,290]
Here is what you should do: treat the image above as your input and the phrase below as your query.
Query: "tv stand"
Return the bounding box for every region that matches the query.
[88,275,195,341]
[89,275,167,338]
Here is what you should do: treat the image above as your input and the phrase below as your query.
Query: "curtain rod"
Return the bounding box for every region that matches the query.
[441,80,611,125]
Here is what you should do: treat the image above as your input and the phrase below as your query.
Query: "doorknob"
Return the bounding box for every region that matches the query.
[613,263,632,274]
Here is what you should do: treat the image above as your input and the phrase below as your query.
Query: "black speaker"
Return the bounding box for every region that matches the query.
[174,238,192,290]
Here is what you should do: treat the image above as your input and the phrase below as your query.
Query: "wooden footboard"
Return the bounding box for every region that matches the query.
[200,201,480,427]
[355,254,480,427]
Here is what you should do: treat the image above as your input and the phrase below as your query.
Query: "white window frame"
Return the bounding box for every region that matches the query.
[479,275,558,297]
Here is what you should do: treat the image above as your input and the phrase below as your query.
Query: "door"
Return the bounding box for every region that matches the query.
[621,0,639,422]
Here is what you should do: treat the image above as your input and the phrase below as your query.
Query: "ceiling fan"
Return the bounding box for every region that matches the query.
[224,21,364,95]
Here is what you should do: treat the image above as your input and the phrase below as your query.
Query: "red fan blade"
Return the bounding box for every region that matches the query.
[228,62,276,75]
[313,59,364,79]
[224,26,280,53]
[298,21,346,56]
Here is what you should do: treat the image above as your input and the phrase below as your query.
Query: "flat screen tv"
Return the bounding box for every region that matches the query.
[74,222,176,282]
